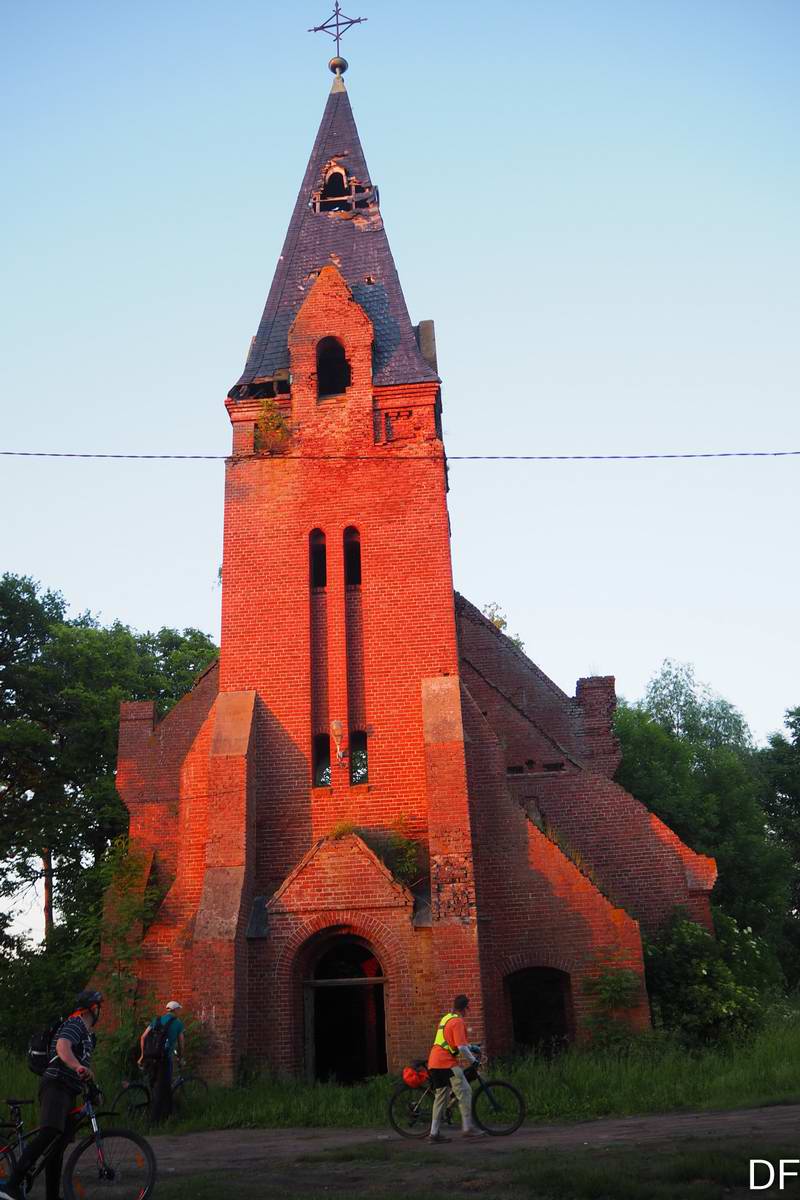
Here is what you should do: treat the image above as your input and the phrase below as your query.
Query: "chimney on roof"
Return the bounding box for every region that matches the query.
[415,321,438,373]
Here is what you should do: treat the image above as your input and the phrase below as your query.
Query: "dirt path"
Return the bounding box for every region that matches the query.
[149,1101,800,1177]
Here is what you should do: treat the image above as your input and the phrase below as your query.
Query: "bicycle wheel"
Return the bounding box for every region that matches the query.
[387,1083,435,1139]
[171,1074,208,1110]
[472,1080,526,1135]
[111,1083,150,1119]
[63,1128,156,1200]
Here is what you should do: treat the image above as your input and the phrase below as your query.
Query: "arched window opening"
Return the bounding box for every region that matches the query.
[349,730,368,785]
[304,935,387,1082]
[310,529,327,588]
[317,337,351,399]
[313,733,331,787]
[319,169,347,208]
[344,527,361,586]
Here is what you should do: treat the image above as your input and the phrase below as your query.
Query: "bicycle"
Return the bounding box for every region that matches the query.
[388,1046,526,1138]
[0,1082,157,1199]
[112,1060,208,1120]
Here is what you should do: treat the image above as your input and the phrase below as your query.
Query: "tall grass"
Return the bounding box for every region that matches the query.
[3,1013,800,1134]
[501,1018,800,1121]
[0,1051,36,1105]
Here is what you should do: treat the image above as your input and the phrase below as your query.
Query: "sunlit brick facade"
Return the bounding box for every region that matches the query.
[110,70,716,1082]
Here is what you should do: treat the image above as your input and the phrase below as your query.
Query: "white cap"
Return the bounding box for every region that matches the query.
[165,1000,183,1011]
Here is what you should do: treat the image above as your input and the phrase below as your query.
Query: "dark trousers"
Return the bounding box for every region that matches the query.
[148,1054,173,1124]
[9,1082,76,1200]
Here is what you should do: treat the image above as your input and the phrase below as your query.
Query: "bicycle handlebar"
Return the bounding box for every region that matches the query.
[83,1082,104,1106]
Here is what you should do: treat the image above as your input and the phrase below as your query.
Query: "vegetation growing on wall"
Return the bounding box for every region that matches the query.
[254,398,291,455]
[328,817,421,888]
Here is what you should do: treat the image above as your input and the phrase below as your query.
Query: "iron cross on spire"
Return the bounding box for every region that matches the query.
[308,2,367,58]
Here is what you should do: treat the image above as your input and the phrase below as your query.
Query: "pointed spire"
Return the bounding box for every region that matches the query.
[229,80,438,397]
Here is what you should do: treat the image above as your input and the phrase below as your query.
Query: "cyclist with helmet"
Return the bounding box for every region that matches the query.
[0,989,102,1200]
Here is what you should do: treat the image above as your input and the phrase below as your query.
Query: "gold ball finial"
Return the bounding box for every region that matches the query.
[328,56,348,75]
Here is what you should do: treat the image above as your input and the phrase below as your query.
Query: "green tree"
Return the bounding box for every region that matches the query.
[643,659,751,749]
[759,708,800,985]
[0,573,217,941]
[615,661,792,982]
[645,910,768,1045]
[0,574,69,936]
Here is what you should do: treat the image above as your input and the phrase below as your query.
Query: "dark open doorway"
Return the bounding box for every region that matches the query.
[304,935,387,1083]
[507,967,574,1054]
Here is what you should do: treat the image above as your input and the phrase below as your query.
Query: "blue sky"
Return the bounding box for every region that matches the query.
[2,0,799,745]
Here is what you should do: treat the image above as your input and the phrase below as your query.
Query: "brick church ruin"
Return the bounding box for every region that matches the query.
[111,61,717,1082]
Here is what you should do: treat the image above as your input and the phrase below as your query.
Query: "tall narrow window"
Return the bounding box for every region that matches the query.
[317,337,351,398]
[344,526,361,586]
[313,733,331,787]
[310,529,327,588]
[349,730,368,785]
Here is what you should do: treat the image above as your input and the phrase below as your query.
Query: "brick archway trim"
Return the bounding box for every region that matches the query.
[271,910,415,1075]
[273,910,412,991]
[501,951,574,978]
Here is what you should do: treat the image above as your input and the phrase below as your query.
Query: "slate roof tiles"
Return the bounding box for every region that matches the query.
[229,80,438,396]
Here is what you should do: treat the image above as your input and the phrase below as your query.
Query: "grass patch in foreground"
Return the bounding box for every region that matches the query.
[150,1138,800,1199]
[506,1140,797,1199]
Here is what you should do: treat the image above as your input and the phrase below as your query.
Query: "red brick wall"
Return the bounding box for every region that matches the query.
[461,687,651,1051]
[511,771,715,934]
[110,665,220,1023]
[117,660,219,884]
[310,587,329,737]
[456,597,716,935]
[345,584,366,732]
[190,690,257,1078]
[456,596,591,765]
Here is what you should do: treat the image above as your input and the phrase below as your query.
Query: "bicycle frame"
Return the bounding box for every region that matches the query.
[410,1063,483,1124]
[120,1062,199,1098]
[0,1112,26,1166]
[1,1088,115,1192]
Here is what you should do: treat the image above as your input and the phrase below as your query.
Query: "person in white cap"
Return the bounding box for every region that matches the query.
[137,1000,185,1123]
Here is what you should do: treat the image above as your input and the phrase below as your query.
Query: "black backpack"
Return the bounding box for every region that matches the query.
[27,1017,64,1076]
[141,1015,176,1063]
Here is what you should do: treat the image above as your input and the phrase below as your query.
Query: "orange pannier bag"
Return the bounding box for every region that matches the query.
[402,1064,429,1088]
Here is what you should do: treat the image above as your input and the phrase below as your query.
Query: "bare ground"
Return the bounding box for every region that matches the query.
[150,1101,800,1174]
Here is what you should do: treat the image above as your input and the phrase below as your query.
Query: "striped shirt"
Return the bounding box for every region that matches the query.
[43,1015,96,1093]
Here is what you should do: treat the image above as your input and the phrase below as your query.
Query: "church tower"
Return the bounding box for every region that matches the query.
[112,55,716,1084]
[217,59,483,1076]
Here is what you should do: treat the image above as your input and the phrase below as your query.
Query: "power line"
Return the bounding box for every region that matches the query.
[1,449,799,463]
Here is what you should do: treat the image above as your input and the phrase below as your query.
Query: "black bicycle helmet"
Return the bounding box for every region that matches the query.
[75,989,103,1009]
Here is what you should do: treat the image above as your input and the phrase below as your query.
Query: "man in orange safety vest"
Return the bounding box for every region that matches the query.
[426,994,487,1143]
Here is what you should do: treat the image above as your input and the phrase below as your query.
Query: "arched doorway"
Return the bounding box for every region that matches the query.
[506,967,574,1054]
[303,934,387,1083]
